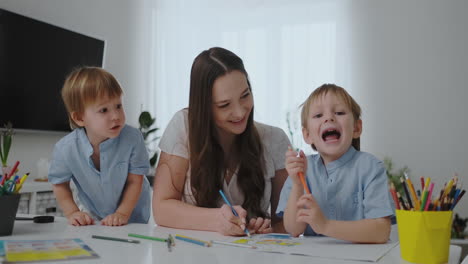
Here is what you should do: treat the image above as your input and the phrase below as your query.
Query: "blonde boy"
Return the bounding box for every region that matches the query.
[49,67,151,226]
[276,84,394,243]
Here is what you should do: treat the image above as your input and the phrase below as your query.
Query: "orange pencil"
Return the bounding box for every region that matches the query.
[289,146,311,194]
[298,171,311,194]
[296,150,311,194]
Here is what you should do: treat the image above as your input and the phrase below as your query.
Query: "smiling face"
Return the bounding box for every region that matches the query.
[72,95,126,146]
[212,70,253,141]
[302,92,362,164]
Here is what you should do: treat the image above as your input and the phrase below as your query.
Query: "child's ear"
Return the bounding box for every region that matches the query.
[302,127,314,145]
[353,119,362,138]
[71,111,85,127]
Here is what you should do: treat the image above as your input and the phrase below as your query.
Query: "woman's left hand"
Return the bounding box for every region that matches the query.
[248,217,272,234]
[101,212,130,226]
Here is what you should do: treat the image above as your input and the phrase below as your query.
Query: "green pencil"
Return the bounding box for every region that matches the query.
[128,233,167,242]
[92,235,140,244]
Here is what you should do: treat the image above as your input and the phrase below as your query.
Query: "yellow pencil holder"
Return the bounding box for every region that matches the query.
[396,210,452,264]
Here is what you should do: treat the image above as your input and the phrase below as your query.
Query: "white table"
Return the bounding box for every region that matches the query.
[0,217,462,264]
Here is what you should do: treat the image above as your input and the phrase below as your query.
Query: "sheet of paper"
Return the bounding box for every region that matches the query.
[230,233,398,262]
[2,238,99,263]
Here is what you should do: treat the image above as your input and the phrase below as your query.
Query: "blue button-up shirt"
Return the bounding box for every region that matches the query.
[276,147,394,236]
[48,125,151,223]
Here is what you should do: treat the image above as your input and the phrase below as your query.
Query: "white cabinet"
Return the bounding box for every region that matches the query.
[19,181,61,216]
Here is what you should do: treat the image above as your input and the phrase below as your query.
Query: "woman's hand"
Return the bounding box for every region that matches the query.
[101,212,130,226]
[248,217,272,234]
[67,211,94,226]
[216,204,248,236]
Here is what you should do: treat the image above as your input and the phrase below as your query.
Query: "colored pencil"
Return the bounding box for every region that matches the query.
[92,235,140,244]
[128,233,167,242]
[219,190,251,237]
[175,234,211,247]
[424,182,435,211]
[390,183,400,209]
[400,177,413,209]
[405,173,420,210]
[211,240,257,249]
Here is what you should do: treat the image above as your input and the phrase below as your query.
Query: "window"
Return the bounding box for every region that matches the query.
[148,0,351,153]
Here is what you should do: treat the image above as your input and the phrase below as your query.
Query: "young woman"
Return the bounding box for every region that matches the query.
[153,47,290,236]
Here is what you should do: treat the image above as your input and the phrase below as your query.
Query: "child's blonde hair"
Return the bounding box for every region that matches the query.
[61,67,123,129]
[301,83,362,151]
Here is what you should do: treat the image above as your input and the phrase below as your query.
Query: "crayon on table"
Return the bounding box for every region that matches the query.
[175,235,211,247]
[211,240,257,249]
[92,235,140,244]
[128,233,167,242]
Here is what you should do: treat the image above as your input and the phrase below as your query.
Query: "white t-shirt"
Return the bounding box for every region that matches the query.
[159,109,290,213]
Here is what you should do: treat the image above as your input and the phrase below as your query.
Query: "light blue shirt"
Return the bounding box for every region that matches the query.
[276,147,395,236]
[48,125,151,223]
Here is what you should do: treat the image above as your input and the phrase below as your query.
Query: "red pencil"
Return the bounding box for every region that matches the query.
[390,183,400,210]
[7,160,20,180]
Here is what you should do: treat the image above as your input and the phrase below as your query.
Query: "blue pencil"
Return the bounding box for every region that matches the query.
[175,235,211,247]
[219,190,251,237]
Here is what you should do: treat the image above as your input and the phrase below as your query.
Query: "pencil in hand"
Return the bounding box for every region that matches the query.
[219,189,251,237]
[290,146,311,194]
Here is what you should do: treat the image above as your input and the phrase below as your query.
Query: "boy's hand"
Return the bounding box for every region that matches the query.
[285,147,307,185]
[101,212,130,226]
[248,217,272,234]
[216,204,248,236]
[296,194,329,235]
[67,211,94,226]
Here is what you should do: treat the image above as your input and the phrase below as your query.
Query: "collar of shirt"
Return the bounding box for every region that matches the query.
[77,128,119,157]
[318,146,358,174]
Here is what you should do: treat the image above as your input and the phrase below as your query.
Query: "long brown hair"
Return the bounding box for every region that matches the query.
[188,47,266,218]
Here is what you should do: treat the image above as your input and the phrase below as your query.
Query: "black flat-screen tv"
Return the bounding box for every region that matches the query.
[0,8,105,132]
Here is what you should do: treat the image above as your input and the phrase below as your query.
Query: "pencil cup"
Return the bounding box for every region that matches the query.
[396,210,452,264]
[0,194,21,236]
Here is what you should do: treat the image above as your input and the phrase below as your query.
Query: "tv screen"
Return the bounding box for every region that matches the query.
[0,8,105,132]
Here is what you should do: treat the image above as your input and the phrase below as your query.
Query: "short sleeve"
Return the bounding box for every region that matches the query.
[48,143,73,184]
[363,160,395,219]
[129,129,151,176]
[275,176,293,217]
[159,109,189,159]
[269,127,290,171]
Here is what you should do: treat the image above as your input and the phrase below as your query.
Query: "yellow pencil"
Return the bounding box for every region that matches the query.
[442,179,453,200]
[15,172,30,193]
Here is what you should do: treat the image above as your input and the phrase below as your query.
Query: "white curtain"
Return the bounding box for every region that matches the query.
[146,0,353,153]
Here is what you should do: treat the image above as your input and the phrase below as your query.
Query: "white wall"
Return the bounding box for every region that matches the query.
[2,0,468,217]
[0,0,153,178]
[347,0,468,216]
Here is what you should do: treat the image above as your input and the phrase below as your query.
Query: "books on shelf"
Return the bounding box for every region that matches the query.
[0,238,99,263]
